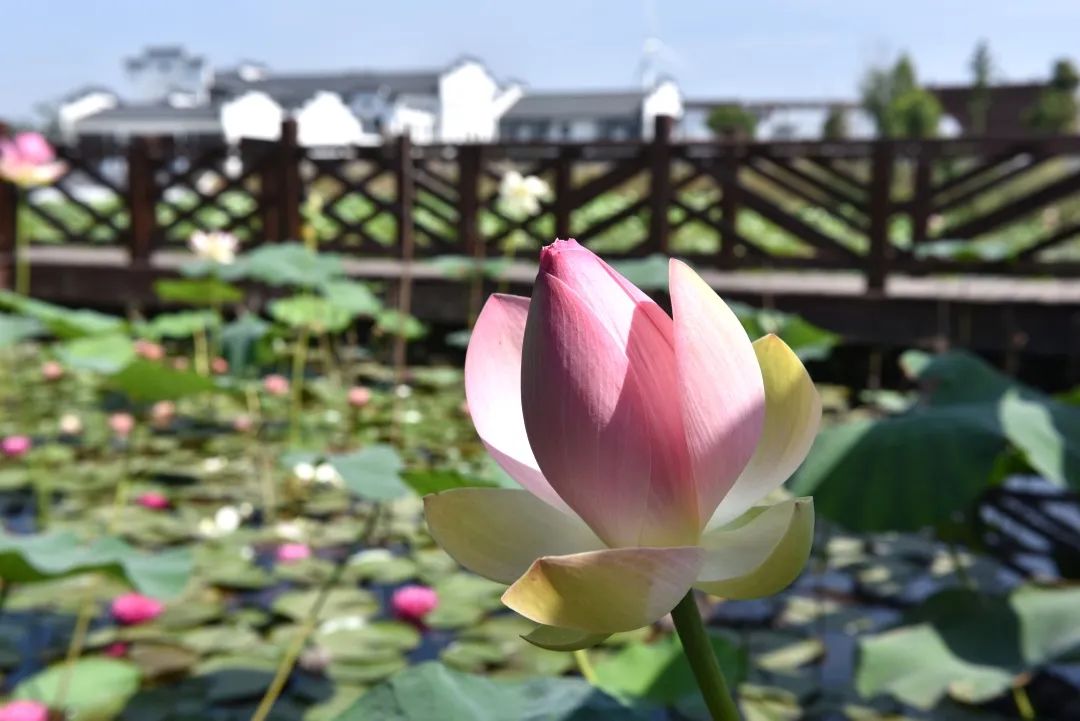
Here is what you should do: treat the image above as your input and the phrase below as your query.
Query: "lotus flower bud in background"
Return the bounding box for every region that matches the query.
[0,132,67,187]
[108,412,135,438]
[41,360,64,381]
[59,413,83,436]
[232,414,254,433]
[1,435,32,459]
[347,385,372,408]
[188,230,239,265]
[111,593,164,625]
[424,238,820,645]
[263,374,290,396]
[211,356,229,374]
[0,700,49,721]
[104,642,129,658]
[150,400,176,427]
[276,543,312,564]
[134,339,165,361]
[499,170,550,217]
[392,584,439,624]
[136,491,170,510]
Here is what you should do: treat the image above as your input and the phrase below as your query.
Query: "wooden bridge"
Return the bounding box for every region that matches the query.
[2,118,1079,372]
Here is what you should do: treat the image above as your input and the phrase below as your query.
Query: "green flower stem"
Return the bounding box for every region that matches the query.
[670,591,742,721]
[288,325,311,444]
[54,578,97,713]
[14,190,30,296]
[572,649,598,685]
[193,325,210,376]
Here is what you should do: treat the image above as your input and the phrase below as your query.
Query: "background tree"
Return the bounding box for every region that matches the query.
[822,106,849,139]
[707,104,758,140]
[1026,58,1080,133]
[859,53,942,138]
[968,40,994,134]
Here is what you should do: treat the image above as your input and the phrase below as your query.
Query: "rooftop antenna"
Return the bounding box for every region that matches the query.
[638,0,682,89]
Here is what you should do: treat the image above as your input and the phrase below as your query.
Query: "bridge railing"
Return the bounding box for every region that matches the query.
[4,116,1080,293]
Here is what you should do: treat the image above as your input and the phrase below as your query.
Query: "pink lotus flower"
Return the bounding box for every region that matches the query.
[232,414,254,433]
[150,401,176,426]
[347,386,372,408]
[133,340,165,361]
[211,357,229,374]
[275,543,312,563]
[104,642,129,657]
[0,700,48,721]
[392,584,439,623]
[41,360,64,381]
[263,374,290,396]
[0,132,66,187]
[108,412,135,438]
[136,492,170,510]
[1,435,32,459]
[171,357,189,371]
[424,239,820,644]
[110,593,164,625]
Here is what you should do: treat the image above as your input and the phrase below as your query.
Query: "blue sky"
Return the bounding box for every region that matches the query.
[2,0,1078,120]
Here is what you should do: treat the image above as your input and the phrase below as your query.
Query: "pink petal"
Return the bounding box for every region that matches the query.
[14,132,56,164]
[465,294,567,510]
[669,260,766,523]
[521,269,697,547]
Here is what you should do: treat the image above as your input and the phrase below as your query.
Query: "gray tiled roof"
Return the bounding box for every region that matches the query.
[79,104,221,121]
[503,91,646,120]
[212,70,440,107]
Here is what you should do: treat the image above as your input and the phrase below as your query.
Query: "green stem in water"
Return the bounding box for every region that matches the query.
[1013,685,1036,721]
[573,649,598,685]
[670,591,742,721]
[250,531,347,721]
[14,191,30,296]
[288,325,311,444]
[54,578,97,713]
[193,325,210,376]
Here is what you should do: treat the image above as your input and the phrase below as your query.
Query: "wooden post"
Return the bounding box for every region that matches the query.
[243,137,280,243]
[127,136,158,266]
[718,148,741,270]
[392,134,415,380]
[0,181,15,289]
[648,115,673,254]
[458,144,481,257]
[279,119,302,241]
[553,146,573,239]
[866,141,894,293]
[910,148,934,246]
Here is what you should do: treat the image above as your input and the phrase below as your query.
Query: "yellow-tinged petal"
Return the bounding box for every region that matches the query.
[502,546,703,634]
[522,623,610,651]
[423,488,605,585]
[695,497,814,599]
[708,335,821,529]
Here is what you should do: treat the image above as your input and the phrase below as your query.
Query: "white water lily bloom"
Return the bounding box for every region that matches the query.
[314,463,342,486]
[319,616,368,634]
[275,520,305,541]
[189,230,239,264]
[401,409,423,425]
[58,413,83,435]
[202,457,226,474]
[499,170,550,217]
[394,384,413,399]
[199,505,243,538]
[293,462,317,482]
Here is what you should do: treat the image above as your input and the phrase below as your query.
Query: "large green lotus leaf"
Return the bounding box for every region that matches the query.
[593,632,747,706]
[856,585,1080,710]
[0,312,43,347]
[335,662,643,721]
[137,310,219,340]
[271,295,353,333]
[791,351,1080,531]
[0,290,125,338]
[109,359,215,402]
[154,277,243,306]
[329,444,412,501]
[400,469,507,495]
[375,309,427,340]
[14,658,141,721]
[272,587,379,622]
[0,531,192,598]
[235,242,345,288]
[56,333,136,373]
[320,279,384,316]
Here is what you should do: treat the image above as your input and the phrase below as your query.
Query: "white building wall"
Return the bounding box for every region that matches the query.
[295,91,374,146]
[57,92,119,143]
[438,60,521,142]
[220,91,284,142]
[642,79,683,138]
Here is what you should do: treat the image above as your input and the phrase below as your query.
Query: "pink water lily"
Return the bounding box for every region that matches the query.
[110,593,164,625]
[0,700,48,721]
[424,239,820,645]
[0,132,66,187]
[392,584,439,623]
[275,542,312,563]
[1,435,32,459]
